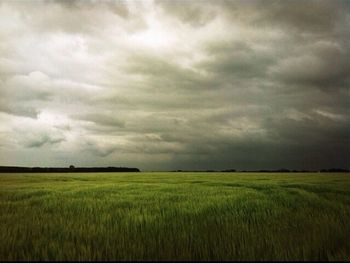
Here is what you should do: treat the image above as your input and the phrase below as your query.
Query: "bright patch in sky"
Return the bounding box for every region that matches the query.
[130,16,174,49]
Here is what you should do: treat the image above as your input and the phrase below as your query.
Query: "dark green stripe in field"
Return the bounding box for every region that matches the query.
[0,172,349,261]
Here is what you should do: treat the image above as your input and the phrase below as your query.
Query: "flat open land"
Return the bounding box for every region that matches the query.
[1,172,349,261]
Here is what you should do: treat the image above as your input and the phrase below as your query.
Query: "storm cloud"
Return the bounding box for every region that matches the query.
[0,0,349,170]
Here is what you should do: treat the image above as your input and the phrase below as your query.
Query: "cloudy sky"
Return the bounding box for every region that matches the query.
[0,0,349,171]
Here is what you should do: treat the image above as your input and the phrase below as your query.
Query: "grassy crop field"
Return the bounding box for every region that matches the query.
[0,172,350,261]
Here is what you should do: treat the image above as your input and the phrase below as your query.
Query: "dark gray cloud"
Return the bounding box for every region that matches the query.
[217,0,349,34]
[72,113,125,128]
[156,0,217,27]
[0,103,40,119]
[0,0,349,170]
[24,135,65,148]
[270,40,350,90]
[198,40,275,80]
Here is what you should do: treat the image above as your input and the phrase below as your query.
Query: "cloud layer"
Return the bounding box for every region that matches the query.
[1,0,349,170]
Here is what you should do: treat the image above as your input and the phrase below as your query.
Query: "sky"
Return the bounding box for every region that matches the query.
[0,0,349,171]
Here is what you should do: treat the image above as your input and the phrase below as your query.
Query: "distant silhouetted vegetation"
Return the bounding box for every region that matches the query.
[320,168,350,172]
[171,168,349,173]
[0,166,140,173]
[221,169,236,172]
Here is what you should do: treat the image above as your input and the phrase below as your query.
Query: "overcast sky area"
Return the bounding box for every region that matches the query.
[0,0,349,171]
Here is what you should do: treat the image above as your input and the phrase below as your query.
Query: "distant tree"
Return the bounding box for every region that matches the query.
[69,165,75,169]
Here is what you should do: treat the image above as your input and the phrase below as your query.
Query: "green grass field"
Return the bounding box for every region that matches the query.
[1,172,350,261]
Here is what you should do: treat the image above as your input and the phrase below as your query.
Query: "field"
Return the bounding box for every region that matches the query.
[1,172,350,261]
